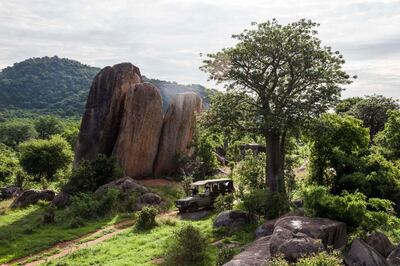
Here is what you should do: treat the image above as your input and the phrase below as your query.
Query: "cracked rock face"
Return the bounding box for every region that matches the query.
[75,63,142,164]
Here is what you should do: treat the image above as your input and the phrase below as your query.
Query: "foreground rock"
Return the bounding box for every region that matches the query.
[113,83,163,178]
[387,245,400,266]
[11,190,55,208]
[366,232,394,258]
[95,176,149,195]
[154,92,202,176]
[0,186,22,200]
[255,219,276,239]
[135,192,162,210]
[213,210,252,229]
[345,239,389,266]
[275,216,347,249]
[179,209,212,221]
[224,236,271,266]
[270,226,324,263]
[51,192,71,208]
[75,63,142,164]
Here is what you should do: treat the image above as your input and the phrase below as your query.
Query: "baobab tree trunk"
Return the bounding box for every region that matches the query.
[265,131,286,193]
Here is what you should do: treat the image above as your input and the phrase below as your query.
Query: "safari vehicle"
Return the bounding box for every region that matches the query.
[175,178,234,213]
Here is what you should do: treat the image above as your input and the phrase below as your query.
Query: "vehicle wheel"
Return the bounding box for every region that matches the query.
[188,203,198,212]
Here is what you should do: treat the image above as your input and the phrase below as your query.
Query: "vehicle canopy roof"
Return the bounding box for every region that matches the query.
[191,178,232,186]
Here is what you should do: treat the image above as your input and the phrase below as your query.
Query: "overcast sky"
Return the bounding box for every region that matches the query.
[1,0,399,98]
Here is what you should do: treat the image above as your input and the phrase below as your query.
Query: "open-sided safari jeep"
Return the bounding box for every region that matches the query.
[175,178,234,213]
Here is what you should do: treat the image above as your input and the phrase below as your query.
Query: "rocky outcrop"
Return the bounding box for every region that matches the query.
[224,236,272,266]
[154,92,202,176]
[113,83,163,178]
[275,216,347,249]
[213,210,253,229]
[255,219,276,239]
[75,63,142,164]
[0,186,22,200]
[366,232,394,258]
[51,192,71,208]
[345,239,389,266]
[270,226,324,263]
[95,176,149,195]
[11,190,55,208]
[388,245,400,266]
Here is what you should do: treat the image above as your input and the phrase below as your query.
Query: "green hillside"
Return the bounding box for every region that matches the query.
[0,56,209,117]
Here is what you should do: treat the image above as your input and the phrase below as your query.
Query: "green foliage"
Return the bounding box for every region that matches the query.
[34,116,65,139]
[302,185,400,232]
[136,206,158,230]
[163,224,210,266]
[181,176,193,196]
[61,121,80,149]
[335,97,363,114]
[308,113,369,187]
[0,120,37,148]
[66,154,123,193]
[269,251,343,266]
[214,193,234,213]
[0,144,20,184]
[240,188,288,219]
[233,150,266,192]
[375,109,400,160]
[216,247,236,266]
[19,135,73,187]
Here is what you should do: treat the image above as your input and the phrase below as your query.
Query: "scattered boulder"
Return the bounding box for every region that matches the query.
[224,236,271,266]
[95,176,149,195]
[255,219,276,239]
[135,192,163,210]
[113,82,163,178]
[0,186,22,200]
[11,189,55,208]
[270,226,324,263]
[51,192,71,208]
[275,216,347,249]
[179,209,212,221]
[154,92,202,176]
[387,245,400,266]
[213,210,252,229]
[366,232,394,258]
[74,63,142,164]
[345,239,389,266]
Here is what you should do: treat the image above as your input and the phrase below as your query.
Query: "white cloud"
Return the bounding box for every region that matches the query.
[0,0,399,98]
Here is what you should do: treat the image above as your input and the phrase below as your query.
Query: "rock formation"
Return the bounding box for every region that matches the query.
[113,83,163,177]
[75,63,142,163]
[11,189,55,209]
[345,239,389,266]
[154,92,202,176]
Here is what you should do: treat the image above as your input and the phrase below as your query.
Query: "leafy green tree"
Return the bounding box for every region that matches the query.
[34,116,65,139]
[335,97,362,114]
[201,19,350,193]
[0,144,19,184]
[349,95,399,144]
[308,113,369,187]
[19,135,73,187]
[0,120,37,148]
[375,110,400,160]
[61,121,80,149]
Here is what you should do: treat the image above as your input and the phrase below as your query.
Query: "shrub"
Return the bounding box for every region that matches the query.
[157,217,178,226]
[216,247,236,266]
[181,176,193,196]
[240,188,288,219]
[163,225,209,266]
[269,252,343,266]
[43,205,56,224]
[136,206,158,230]
[302,185,400,232]
[233,151,266,192]
[214,194,234,213]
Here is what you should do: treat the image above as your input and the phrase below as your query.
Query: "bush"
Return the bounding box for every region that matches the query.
[214,194,234,213]
[269,252,343,266]
[136,206,158,230]
[233,151,266,192]
[240,188,288,219]
[66,154,123,193]
[181,176,193,196]
[163,225,209,266]
[302,185,400,232]
[216,247,236,266]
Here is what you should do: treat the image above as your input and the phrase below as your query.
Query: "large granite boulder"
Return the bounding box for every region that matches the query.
[74,63,142,164]
[51,192,71,208]
[387,245,400,266]
[366,232,394,258]
[95,176,149,195]
[213,210,252,229]
[255,219,276,239]
[224,236,271,266]
[154,92,202,176]
[0,186,22,200]
[113,83,163,178]
[275,216,347,249]
[270,226,324,263]
[345,239,389,266]
[135,192,163,210]
[11,189,55,208]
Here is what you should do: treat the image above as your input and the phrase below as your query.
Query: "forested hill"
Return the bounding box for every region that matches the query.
[0,56,209,117]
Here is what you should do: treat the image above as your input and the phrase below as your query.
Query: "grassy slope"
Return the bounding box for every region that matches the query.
[44,215,256,266]
[0,200,128,264]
